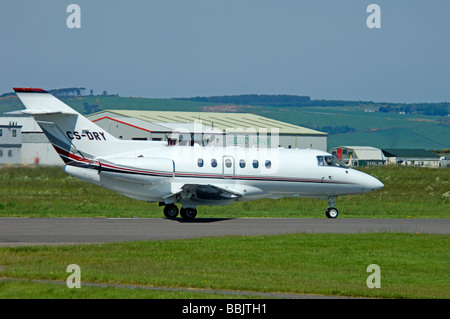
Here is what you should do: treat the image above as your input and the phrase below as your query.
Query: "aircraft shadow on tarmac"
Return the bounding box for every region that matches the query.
[167,218,235,223]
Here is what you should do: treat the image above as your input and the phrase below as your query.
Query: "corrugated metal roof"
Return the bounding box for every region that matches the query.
[153,122,215,133]
[91,110,326,135]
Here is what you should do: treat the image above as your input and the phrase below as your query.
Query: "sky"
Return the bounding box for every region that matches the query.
[1,0,449,103]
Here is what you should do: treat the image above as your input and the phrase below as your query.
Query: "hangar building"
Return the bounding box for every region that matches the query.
[382,149,441,168]
[330,146,444,168]
[0,111,327,166]
[329,146,386,167]
[87,110,328,150]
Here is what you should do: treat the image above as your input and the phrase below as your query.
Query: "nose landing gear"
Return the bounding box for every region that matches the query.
[325,197,339,219]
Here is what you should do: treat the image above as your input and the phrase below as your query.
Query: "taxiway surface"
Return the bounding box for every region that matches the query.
[0,217,448,246]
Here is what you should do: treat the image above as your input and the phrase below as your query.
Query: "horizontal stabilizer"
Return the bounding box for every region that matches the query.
[13,87,78,115]
[5,109,76,116]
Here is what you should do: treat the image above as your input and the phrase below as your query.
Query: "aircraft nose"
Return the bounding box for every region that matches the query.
[365,175,384,192]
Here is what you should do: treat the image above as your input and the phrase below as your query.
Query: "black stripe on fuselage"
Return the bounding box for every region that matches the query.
[65,162,353,185]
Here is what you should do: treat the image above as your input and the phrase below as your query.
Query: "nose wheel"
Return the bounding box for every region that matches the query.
[325,197,339,219]
[326,207,339,218]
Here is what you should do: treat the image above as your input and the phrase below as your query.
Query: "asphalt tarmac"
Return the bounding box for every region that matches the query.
[0,217,448,246]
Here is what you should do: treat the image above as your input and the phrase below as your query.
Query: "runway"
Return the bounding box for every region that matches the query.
[0,217,448,246]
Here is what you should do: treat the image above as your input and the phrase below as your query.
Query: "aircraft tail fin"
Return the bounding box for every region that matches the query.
[14,88,118,164]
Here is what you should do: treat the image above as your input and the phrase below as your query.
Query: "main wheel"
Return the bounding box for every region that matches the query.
[180,207,197,220]
[163,204,179,219]
[326,207,339,219]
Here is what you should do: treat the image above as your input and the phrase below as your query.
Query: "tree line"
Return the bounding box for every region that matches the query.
[174,94,311,107]
[378,103,449,117]
[174,94,449,116]
[48,87,86,97]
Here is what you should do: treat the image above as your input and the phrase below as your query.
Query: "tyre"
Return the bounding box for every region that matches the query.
[326,207,339,219]
[163,204,179,219]
[180,207,197,220]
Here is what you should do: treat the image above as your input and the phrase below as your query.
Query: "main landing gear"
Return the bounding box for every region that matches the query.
[163,203,197,220]
[325,197,339,219]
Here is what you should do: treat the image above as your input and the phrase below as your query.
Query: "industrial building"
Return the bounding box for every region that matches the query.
[0,117,62,165]
[87,110,328,150]
[0,121,22,164]
[382,149,441,168]
[330,146,444,168]
[0,111,327,165]
[329,146,386,167]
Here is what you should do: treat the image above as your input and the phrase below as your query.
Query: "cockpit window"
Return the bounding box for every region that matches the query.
[325,156,334,166]
[317,156,325,166]
[333,156,348,168]
[317,156,348,168]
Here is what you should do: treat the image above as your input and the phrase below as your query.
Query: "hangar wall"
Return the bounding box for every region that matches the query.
[87,111,328,151]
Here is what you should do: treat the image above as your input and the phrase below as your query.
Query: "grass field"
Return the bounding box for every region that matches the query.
[0,165,449,299]
[0,95,212,114]
[260,106,450,150]
[0,233,448,299]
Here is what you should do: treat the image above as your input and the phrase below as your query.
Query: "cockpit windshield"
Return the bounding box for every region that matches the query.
[317,155,348,168]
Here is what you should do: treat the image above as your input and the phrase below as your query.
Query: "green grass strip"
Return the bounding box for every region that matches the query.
[1,233,448,299]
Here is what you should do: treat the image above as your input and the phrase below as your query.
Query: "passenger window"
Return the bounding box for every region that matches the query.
[239,159,246,168]
[197,158,204,167]
[211,158,217,168]
[265,160,271,169]
[225,159,232,168]
[252,160,259,169]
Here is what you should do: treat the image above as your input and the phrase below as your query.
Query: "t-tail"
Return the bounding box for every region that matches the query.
[13,88,136,165]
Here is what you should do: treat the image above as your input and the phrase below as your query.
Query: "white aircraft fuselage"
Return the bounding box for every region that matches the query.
[13,88,384,219]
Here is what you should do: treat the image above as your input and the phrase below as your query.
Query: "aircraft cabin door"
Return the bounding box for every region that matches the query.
[222,156,235,178]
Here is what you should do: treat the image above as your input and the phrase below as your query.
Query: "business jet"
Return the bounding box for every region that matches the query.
[13,88,384,220]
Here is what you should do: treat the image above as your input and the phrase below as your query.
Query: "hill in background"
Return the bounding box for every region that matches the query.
[1,90,448,150]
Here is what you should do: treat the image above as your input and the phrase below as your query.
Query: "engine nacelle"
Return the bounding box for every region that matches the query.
[98,157,174,184]
[63,165,100,184]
